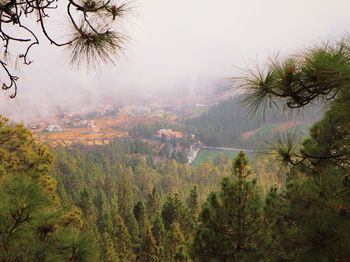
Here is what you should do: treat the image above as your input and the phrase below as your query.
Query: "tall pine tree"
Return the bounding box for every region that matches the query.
[193,151,264,261]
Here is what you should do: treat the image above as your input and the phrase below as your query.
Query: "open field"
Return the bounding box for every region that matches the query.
[35,130,129,146]
[191,148,255,167]
[191,149,238,167]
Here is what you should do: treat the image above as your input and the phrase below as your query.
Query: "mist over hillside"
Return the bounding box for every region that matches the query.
[1,0,349,122]
[186,95,323,148]
[0,80,231,122]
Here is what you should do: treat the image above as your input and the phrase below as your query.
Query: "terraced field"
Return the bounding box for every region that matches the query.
[33,114,178,147]
[35,130,128,146]
[34,115,130,146]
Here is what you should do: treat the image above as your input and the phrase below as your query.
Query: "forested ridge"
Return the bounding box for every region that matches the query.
[0,42,350,261]
[186,95,321,148]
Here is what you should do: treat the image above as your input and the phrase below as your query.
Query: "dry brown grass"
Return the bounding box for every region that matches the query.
[33,114,175,147]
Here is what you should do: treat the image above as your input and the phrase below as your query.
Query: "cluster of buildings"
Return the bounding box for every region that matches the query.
[28,122,47,130]
[128,104,177,121]
[28,114,94,133]
[154,129,184,139]
[43,124,63,132]
[95,105,120,117]
[152,128,202,164]
[61,114,96,128]
[27,122,64,132]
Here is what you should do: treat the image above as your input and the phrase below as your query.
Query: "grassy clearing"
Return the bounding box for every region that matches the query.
[191,149,238,167]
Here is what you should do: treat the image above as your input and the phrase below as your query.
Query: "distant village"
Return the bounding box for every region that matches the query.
[28,103,203,163]
[27,103,188,133]
[28,104,120,132]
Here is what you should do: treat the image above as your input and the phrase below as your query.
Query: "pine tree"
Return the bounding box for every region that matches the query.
[240,41,350,261]
[162,194,184,230]
[147,187,162,223]
[103,232,119,262]
[140,225,159,262]
[98,191,114,234]
[186,186,200,224]
[133,158,158,198]
[165,222,187,262]
[134,200,151,239]
[152,213,166,260]
[193,151,264,261]
[117,165,135,221]
[152,214,166,246]
[0,116,99,261]
[78,189,99,240]
[112,214,133,261]
[267,102,350,260]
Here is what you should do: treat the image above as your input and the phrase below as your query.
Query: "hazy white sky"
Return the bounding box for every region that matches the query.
[2,0,350,119]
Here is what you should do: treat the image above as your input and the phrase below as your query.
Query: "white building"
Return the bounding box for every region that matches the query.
[44,125,63,132]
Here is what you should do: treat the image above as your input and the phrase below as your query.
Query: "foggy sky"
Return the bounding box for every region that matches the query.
[2,0,350,120]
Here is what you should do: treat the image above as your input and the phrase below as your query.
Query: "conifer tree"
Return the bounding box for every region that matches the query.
[186,186,200,224]
[114,214,134,261]
[0,116,99,261]
[98,191,114,234]
[265,105,350,260]
[103,232,119,262]
[241,40,350,261]
[152,213,166,260]
[134,200,151,239]
[147,187,162,223]
[152,214,166,246]
[117,166,135,220]
[193,151,263,261]
[78,189,99,241]
[165,222,187,262]
[140,225,159,262]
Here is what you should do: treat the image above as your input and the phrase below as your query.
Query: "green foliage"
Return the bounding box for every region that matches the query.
[0,116,53,179]
[193,152,264,261]
[147,187,162,222]
[114,214,134,261]
[240,40,350,261]
[273,168,350,261]
[186,95,319,148]
[56,230,100,262]
[152,213,166,247]
[129,123,157,138]
[140,226,159,262]
[102,232,119,262]
[0,175,53,261]
[191,149,238,167]
[265,94,350,261]
[161,194,194,238]
[48,138,229,261]
[0,116,99,261]
[165,222,187,262]
[240,41,350,111]
[134,200,151,239]
[186,186,200,223]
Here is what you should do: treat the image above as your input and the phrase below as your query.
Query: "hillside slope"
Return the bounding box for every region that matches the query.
[186,95,322,148]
